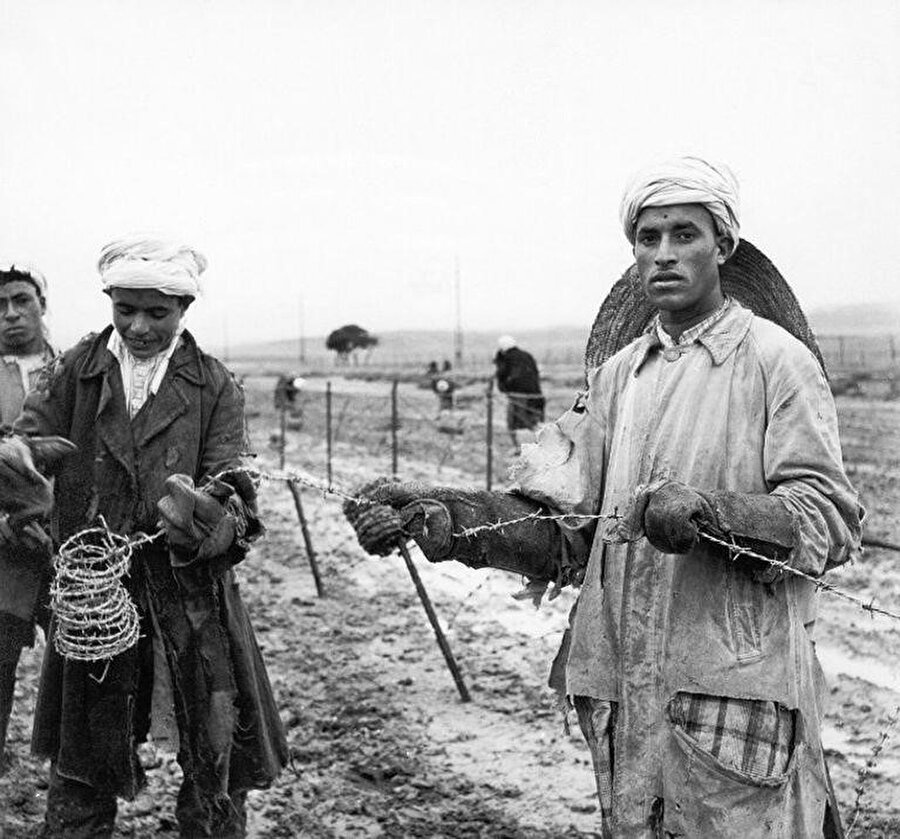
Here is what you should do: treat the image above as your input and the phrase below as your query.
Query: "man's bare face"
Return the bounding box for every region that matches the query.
[110,287,186,359]
[634,204,730,324]
[0,280,45,354]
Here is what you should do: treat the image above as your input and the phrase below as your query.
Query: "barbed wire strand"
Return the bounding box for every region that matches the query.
[846,704,900,837]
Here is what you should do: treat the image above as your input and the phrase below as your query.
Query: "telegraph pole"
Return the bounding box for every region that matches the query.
[298,295,306,366]
[453,255,463,368]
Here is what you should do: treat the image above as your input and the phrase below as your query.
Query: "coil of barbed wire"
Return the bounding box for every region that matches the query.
[51,518,142,662]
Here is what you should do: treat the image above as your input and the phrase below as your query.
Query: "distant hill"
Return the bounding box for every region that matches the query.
[220,302,900,374]
[223,326,592,371]
[808,302,900,336]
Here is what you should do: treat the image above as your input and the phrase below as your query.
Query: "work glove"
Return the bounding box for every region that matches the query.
[641,480,796,582]
[342,478,450,559]
[343,478,561,584]
[0,435,76,526]
[157,474,238,565]
[0,514,53,555]
[643,481,716,554]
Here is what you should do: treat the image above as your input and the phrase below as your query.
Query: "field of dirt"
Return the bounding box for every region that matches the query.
[1,372,898,838]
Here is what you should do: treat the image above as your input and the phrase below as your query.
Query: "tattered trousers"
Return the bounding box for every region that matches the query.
[41,762,248,839]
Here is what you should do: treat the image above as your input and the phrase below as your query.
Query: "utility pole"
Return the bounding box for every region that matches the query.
[298,295,306,366]
[453,255,463,368]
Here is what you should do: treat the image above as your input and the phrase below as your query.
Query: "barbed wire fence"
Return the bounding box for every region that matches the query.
[46,367,900,826]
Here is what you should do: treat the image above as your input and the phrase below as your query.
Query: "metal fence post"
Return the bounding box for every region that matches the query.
[325,380,333,486]
[485,378,494,491]
[391,379,399,478]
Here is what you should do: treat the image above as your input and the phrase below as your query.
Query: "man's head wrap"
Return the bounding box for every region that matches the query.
[0,262,48,299]
[497,335,517,351]
[619,156,741,256]
[98,236,207,298]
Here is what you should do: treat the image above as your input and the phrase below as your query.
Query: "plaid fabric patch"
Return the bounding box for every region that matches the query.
[573,696,615,839]
[668,692,795,780]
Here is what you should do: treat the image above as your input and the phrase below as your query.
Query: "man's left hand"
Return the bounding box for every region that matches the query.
[157,474,236,564]
[643,481,716,554]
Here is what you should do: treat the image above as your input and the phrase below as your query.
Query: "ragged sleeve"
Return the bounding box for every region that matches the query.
[510,364,612,584]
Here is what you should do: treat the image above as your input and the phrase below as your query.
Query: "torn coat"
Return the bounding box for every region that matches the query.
[15,326,288,798]
[513,302,862,837]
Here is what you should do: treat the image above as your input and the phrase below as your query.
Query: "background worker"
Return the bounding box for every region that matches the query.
[0,263,57,770]
[345,157,861,837]
[493,335,544,451]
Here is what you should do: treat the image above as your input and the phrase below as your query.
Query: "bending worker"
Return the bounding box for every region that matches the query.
[345,156,862,837]
[6,237,287,838]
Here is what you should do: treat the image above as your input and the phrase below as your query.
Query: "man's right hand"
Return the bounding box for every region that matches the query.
[343,479,452,560]
[346,503,406,556]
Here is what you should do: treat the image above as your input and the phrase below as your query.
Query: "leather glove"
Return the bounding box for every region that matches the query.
[643,481,715,554]
[0,435,76,526]
[0,514,53,555]
[157,474,237,565]
[642,480,796,582]
[343,478,560,581]
[343,478,455,560]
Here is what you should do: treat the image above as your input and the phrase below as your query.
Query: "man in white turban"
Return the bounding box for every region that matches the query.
[343,157,860,837]
[7,236,287,837]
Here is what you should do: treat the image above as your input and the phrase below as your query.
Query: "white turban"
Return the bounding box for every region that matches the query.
[98,236,207,298]
[497,335,517,351]
[619,156,741,255]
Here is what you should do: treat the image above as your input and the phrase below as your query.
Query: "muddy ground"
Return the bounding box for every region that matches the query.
[1,374,898,838]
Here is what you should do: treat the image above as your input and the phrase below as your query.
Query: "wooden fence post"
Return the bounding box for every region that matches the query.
[485,378,494,491]
[391,379,399,478]
[325,380,333,486]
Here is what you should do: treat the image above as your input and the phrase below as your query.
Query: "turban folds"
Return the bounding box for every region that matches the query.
[98,236,207,298]
[619,156,741,255]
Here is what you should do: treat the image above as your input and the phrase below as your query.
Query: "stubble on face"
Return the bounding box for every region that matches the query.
[0,280,46,355]
[633,204,730,337]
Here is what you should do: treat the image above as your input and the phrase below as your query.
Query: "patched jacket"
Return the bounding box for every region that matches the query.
[15,327,287,798]
[513,302,862,837]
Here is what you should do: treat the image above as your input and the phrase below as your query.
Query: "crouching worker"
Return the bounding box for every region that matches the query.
[8,237,287,838]
[345,158,862,838]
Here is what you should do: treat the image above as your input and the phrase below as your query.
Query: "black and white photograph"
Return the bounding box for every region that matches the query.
[0,2,897,837]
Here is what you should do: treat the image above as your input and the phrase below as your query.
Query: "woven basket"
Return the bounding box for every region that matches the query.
[583,239,825,375]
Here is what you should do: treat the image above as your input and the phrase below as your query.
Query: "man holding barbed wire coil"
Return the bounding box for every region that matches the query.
[0,237,287,838]
[345,156,862,837]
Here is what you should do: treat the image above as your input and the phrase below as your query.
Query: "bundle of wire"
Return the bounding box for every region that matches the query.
[51,520,141,662]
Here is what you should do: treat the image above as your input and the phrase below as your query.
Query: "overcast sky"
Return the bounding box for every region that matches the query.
[1,1,897,349]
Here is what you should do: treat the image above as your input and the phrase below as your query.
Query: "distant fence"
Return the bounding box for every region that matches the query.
[252,376,572,493]
[232,333,900,380]
[818,334,899,374]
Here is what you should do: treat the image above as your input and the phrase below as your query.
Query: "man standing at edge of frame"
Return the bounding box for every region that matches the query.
[1,237,287,838]
[0,262,57,770]
[343,156,862,838]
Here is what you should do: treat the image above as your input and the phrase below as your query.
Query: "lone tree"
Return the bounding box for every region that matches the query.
[325,324,379,365]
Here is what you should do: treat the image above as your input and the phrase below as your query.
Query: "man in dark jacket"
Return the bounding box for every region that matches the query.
[493,335,544,450]
[6,237,287,838]
[0,262,57,769]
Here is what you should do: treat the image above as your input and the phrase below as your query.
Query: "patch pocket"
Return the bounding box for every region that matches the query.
[667,692,797,784]
[663,693,800,836]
